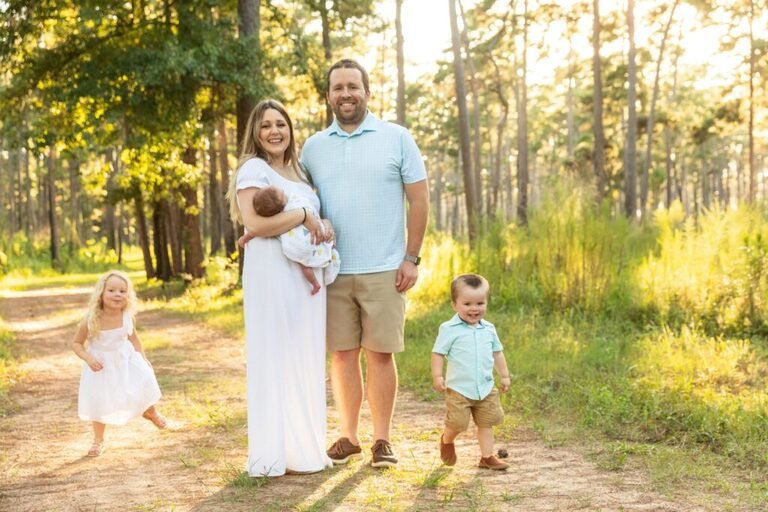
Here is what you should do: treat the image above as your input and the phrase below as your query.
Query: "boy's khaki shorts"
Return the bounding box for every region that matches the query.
[326,270,406,353]
[444,387,504,432]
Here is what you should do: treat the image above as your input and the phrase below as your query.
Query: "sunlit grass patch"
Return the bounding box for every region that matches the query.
[625,325,768,464]
[590,440,655,471]
[140,261,244,338]
[163,380,246,433]
[634,325,768,408]
[219,461,270,489]
[0,318,18,415]
[415,465,451,489]
[638,204,768,333]
[139,332,173,352]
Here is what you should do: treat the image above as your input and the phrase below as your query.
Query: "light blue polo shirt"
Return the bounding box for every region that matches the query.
[300,112,427,274]
[432,314,503,400]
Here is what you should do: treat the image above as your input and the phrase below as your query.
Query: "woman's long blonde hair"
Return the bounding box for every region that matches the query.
[226,99,308,223]
[85,270,138,340]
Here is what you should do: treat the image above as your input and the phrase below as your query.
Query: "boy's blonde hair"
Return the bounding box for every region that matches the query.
[450,273,490,302]
[85,270,137,340]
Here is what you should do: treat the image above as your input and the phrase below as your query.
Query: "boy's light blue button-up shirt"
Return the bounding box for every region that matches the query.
[300,112,427,274]
[432,314,503,400]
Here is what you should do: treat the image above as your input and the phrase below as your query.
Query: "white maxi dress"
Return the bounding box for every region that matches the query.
[237,158,333,476]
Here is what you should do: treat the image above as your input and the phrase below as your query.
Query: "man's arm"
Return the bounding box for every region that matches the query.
[396,179,430,292]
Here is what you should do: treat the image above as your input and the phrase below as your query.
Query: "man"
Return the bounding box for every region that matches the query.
[301,58,429,468]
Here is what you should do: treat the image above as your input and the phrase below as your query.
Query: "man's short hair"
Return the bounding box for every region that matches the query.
[450,273,490,302]
[326,58,370,94]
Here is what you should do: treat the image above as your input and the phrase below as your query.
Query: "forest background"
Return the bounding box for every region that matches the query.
[1,0,768,507]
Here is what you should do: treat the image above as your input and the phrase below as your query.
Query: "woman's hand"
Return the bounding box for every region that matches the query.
[304,214,335,244]
[318,219,335,243]
[303,212,321,244]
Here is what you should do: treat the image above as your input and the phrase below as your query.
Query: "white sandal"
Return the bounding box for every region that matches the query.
[87,441,104,457]
[142,410,168,429]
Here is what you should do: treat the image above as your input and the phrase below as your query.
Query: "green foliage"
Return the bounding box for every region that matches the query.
[414,180,651,314]
[0,317,18,415]
[0,233,122,276]
[638,203,768,334]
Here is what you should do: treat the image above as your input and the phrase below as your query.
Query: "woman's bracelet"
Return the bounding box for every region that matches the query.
[301,207,307,224]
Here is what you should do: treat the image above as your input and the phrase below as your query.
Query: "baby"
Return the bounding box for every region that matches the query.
[251,185,339,295]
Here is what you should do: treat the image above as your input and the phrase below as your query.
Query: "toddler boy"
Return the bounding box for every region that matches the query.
[431,273,511,470]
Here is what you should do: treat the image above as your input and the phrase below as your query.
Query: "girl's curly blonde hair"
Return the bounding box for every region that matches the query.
[85,270,138,340]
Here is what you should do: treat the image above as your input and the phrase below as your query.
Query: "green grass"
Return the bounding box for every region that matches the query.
[0,318,18,415]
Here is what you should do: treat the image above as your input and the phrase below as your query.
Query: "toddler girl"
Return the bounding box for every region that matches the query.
[71,270,166,457]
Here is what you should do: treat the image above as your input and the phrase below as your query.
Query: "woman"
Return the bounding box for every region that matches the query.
[227,99,334,476]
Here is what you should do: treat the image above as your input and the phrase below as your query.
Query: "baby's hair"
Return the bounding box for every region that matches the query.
[85,270,138,340]
[450,273,490,302]
[252,186,286,217]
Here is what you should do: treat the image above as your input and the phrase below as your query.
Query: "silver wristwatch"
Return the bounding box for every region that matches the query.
[404,254,421,265]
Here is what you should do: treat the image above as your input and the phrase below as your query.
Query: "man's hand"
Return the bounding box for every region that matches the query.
[395,260,418,292]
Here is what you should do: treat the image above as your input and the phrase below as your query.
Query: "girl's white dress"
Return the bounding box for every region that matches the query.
[237,158,333,476]
[78,312,162,425]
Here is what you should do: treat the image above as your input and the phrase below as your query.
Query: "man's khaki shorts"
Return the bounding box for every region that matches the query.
[326,270,406,353]
[444,387,504,432]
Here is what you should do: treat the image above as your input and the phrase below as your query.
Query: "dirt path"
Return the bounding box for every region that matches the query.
[0,287,715,511]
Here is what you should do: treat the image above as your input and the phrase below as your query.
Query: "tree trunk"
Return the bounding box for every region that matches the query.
[23,143,33,237]
[516,0,529,226]
[152,201,172,281]
[642,0,679,218]
[134,193,156,278]
[624,0,638,219]
[747,0,756,203]
[449,0,478,243]
[68,157,82,245]
[490,56,508,218]
[181,148,205,278]
[434,154,443,231]
[237,0,260,154]
[320,2,333,127]
[116,203,124,264]
[592,0,607,201]
[664,123,674,208]
[395,0,406,126]
[458,1,483,218]
[218,118,237,257]
[46,147,60,268]
[167,199,183,276]
[8,145,18,234]
[104,150,118,251]
[567,25,576,160]
[208,123,222,256]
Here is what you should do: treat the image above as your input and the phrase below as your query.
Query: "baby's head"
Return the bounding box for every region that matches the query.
[450,273,490,325]
[252,186,287,217]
